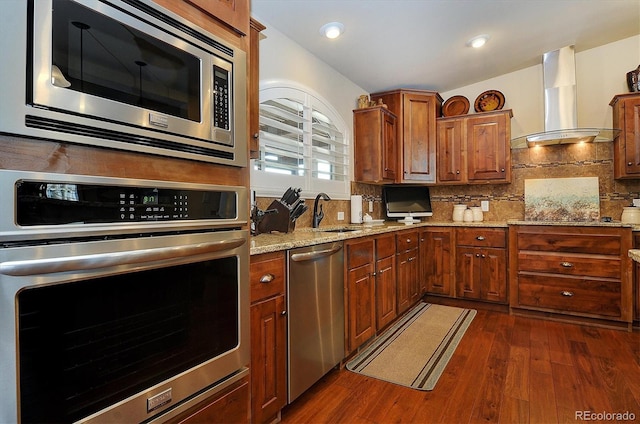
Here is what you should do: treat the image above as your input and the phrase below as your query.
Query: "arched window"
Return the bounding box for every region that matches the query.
[251,82,350,199]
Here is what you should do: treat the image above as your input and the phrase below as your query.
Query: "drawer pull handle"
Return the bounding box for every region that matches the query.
[259,273,275,283]
[406,238,412,243]
[281,310,287,316]
[476,236,485,241]
[561,290,574,297]
[560,262,574,268]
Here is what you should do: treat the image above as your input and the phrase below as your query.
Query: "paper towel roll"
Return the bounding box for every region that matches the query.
[350,195,363,223]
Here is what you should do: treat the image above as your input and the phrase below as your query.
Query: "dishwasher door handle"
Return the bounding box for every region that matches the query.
[290,244,343,262]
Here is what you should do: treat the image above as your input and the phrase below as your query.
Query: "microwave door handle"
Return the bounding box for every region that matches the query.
[0,238,246,276]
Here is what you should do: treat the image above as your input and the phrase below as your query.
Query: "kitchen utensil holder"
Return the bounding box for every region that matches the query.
[257,200,295,234]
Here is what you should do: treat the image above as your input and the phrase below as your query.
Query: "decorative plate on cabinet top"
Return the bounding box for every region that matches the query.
[442,95,470,117]
[474,90,505,112]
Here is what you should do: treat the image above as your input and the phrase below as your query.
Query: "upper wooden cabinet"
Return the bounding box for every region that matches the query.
[610,93,640,179]
[371,90,443,183]
[185,0,250,35]
[437,110,512,185]
[249,19,266,159]
[353,106,398,183]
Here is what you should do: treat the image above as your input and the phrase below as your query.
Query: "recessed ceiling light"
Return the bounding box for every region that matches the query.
[467,34,490,48]
[319,22,344,39]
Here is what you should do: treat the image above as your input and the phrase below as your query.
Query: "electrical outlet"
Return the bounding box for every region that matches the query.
[481,200,489,212]
[633,199,640,207]
[337,211,345,221]
[368,201,373,212]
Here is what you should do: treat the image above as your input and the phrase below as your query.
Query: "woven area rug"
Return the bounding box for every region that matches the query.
[346,302,476,391]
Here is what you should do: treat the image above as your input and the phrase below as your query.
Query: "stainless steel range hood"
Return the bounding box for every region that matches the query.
[511,46,619,149]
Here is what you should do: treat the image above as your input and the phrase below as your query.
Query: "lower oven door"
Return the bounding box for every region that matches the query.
[0,229,249,424]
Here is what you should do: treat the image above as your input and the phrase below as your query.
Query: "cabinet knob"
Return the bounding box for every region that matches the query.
[501,168,505,172]
[560,291,574,297]
[281,310,287,316]
[476,236,485,241]
[456,170,460,174]
[253,133,260,139]
[407,238,412,243]
[481,254,486,258]
[628,162,633,166]
[408,257,415,262]
[560,262,574,268]
[259,273,275,283]
[372,271,377,276]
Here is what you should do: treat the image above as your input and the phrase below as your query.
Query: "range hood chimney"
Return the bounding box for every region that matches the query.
[511,45,619,149]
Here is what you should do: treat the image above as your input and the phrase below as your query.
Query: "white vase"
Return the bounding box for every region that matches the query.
[471,206,484,222]
[463,208,474,222]
[621,207,640,224]
[452,204,466,222]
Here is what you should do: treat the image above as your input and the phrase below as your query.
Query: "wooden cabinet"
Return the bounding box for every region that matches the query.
[509,225,633,329]
[249,19,266,159]
[456,228,507,303]
[375,234,397,329]
[346,238,376,352]
[370,89,443,183]
[249,252,287,424]
[419,227,454,297]
[353,106,398,183]
[610,93,640,179]
[167,376,250,424]
[634,233,640,323]
[437,110,512,184]
[185,0,250,35]
[396,229,420,314]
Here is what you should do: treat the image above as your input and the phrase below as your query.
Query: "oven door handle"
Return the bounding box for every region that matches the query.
[0,238,246,276]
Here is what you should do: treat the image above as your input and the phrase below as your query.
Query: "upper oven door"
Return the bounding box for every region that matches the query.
[32,0,214,140]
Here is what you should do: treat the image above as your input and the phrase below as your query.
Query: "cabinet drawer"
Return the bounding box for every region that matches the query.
[517,229,621,255]
[250,252,286,303]
[518,252,621,279]
[376,234,396,258]
[396,230,419,252]
[347,239,374,269]
[456,228,506,248]
[517,274,622,318]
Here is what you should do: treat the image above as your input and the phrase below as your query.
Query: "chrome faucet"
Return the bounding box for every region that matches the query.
[312,192,331,228]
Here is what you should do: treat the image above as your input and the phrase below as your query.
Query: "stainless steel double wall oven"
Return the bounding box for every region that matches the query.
[0,170,250,423]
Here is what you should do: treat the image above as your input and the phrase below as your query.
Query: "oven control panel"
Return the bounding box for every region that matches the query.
[16,180,238,226]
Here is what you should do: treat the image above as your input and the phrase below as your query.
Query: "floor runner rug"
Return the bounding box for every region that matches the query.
[346,302,476,391]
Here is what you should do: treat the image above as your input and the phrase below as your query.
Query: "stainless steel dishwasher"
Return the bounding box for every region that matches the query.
[287,241,344,403]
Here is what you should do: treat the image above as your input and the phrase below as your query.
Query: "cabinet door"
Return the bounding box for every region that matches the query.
[437,119,464,183]
[466,113,510,182]
[396,249,419,313]
[382,109,398,181]
[354,107,397,183]
[251,295,287,424]
[375,254,396,329]
[621,96,640,176]
[185,0,250,35]
[420,229,453,296]
[481,248,507,303]
[347,263,376,350]
[402,93,438,182]
[456,247,482,300]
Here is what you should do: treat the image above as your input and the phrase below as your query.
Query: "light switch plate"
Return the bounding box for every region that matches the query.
[633,199,640,207]
[481,200,489,212]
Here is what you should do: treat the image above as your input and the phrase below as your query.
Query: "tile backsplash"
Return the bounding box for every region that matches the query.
[255,142,640,229]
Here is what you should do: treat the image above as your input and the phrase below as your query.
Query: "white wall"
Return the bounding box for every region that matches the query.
[440,35,640,139]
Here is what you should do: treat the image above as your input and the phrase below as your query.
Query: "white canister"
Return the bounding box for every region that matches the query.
[621,207,640,224]
[452,204,467,222]
[463,208,474,222]
[471,206,484,222]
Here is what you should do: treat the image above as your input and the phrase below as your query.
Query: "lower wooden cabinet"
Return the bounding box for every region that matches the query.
[455,228,507,303]
[250,252,287,424]
[420,227,454,297]
[509,225,633,328]
[635,233,640,323]
[345,238,376,353]
[375,234,397,330]
[396,229,420,314]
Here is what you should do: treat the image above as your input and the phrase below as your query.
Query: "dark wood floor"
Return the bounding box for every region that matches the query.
[280,306,640,424]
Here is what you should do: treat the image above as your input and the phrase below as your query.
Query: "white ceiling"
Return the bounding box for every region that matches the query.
[250,0,640,94]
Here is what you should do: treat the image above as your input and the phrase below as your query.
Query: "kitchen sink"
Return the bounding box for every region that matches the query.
[320,228,359,233]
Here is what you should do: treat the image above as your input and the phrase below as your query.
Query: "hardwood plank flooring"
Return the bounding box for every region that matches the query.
[280,308,640,424]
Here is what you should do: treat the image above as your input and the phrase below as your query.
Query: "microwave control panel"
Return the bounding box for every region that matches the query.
[213,65,230,132]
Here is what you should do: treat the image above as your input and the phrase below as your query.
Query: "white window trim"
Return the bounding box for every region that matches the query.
[250,79,351,200]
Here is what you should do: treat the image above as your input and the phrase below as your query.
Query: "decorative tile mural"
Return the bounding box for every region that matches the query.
[524,177,600,222]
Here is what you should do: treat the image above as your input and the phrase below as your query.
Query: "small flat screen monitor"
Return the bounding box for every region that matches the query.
[382,185,432,219]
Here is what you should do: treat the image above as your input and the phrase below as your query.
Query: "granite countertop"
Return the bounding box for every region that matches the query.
[250,219,640,256]
[250,220,507,255]
[629,249,640,263]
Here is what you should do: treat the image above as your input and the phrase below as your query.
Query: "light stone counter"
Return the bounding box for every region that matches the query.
[629,249,640,263]
[250,221,507,255]
[507,220,636,228]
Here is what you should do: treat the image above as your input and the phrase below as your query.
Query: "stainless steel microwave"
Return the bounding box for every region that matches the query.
[0,0,247,167]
